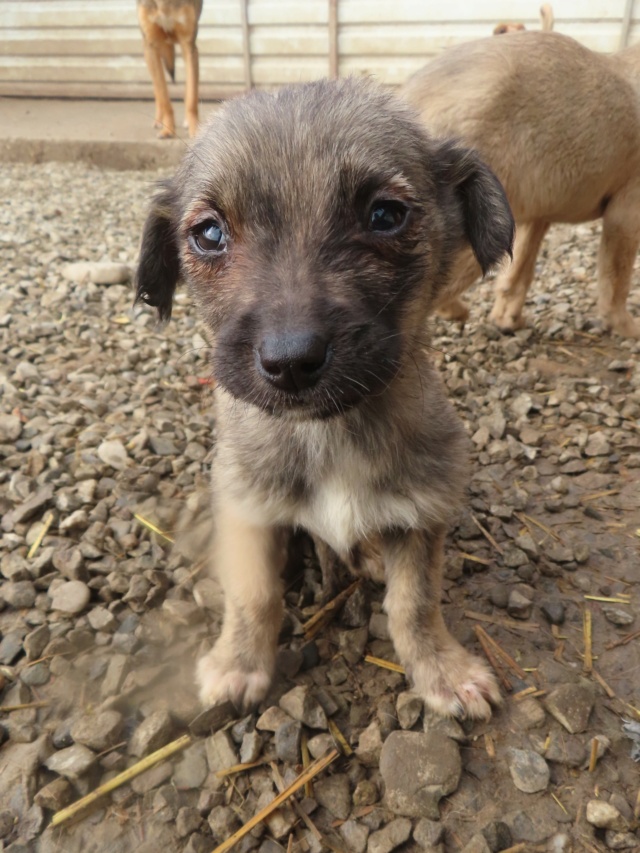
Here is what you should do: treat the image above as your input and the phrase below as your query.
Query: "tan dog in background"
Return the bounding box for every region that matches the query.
[137,0,203,138]
[402,30,640,338]
[493,3,554,35]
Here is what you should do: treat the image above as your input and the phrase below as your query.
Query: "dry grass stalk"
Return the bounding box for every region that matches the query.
[591,668,616,699]
[210,750,338,853]
[302,580,360,640]
[301,731,313,798]
[606,629,640,650]
[551,792,568,815]
[51,734,192,827]
[215,758,270,779]
[133,513,175,544]
[581,489,620,502]
[328,718,353,756]
[634,790,640,821]
[471,514,504,555]
[514,511,562,543]
[0,701,48,712]
[500,844,527,853]
[270,761,323,843]
[474,625,527,680]
[363,655,405,674]
[584,595,631,604]
[474,626,512,692]
[458,551,492,566]
[27,511,54,559]
[583,608,593,673]
[464,610,540,633]
[588,737,600,772]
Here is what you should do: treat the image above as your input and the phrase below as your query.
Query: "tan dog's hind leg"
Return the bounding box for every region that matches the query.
[597,193,640,337]
[382,528,500,720]
[196,506,285,709]
[141,31,176,138]
[180,39,200,138]
[489,220,549,332]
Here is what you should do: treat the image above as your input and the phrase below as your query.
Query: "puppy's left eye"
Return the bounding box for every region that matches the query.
[191,219,228,254]
[368,201,409,233]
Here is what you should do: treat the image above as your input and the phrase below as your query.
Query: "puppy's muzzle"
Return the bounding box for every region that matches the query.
[256,330,331,392]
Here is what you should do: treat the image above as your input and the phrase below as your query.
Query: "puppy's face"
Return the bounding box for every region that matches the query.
[136,79,513,418]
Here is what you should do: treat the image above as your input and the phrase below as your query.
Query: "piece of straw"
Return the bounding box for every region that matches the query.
[474,625,527,680]
[514,511,563,543]
[363,655,405,674]
[215,758,269,779]
[583,608,593,673]
[584,595,631,604]
[27,511,55,559]
[471,514,504,555]
[464,610,539,633]
[474,626,512,692]
[0,701,48,712]
[51,734,192,827]
[588,738,600,773]
[133,513,175,544]
[302,580,360,640]
[210,750,339,853]
[301,731,312,798]
[328,718,353,756]
[606,629,640,650]
[591,668,615,699]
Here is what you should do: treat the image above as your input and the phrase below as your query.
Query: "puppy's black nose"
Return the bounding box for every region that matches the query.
[257,331,330,391]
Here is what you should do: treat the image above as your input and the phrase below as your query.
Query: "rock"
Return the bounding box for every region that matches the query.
[256,706,293,732]
[396,692,423,729]
[512,697,546,730]
[489,584,509,609]
[34,777,73,811]
[20,662,50,686]
[129,709,173,757]
[604,831,640,849]
[279,685,328,729]
[1,485,53,532]
[23,625,50,661]
[342,585,370,627]
[52,547,85,579]
[44,744,96,780]
[339,819,369,853]
[0,736,49,816]
[188,701,237,737]
[62,261,131,284]
[176,806,203,838]
[380,730,461,818]
[540,598,566,625]
[367,818,412,853]
[0,632,24,665]
[508,748,550,793]
[0,810,16,840]
[355,719,384,767]
[539,731,586,767]
[586,800,627,831]
[205,730,238,773]
[50,580,91,614]
[603,607,634,627]
[307,732,335,759]
[544,683,596,733]
[97,439,130,470]
[2,580,36,609]
[369,612,390,640]
[460,834,491,853]
[240,730,263,764]
[149,435,178,456]
[173,743,208,789]
[274,720,302,764]
[481,821,512,852]
[100,654,129,697]
[584,432,611,457]
[0,414,22,442]
[71,711,124,752]
[313,773,351,820]
[413,818,444,848]
[507,589,533,620]
[87,606,117,632]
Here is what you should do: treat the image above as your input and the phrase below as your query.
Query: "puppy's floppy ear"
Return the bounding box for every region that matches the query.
[435,141,515,275]
[135,181,181,322]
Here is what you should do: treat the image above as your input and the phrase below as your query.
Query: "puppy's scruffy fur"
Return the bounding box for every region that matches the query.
[136,78,514,719]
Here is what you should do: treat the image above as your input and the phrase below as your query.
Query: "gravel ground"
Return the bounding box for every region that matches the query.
[1,161,640,853]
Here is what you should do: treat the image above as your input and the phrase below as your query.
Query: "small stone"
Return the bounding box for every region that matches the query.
[131,761,173,794]
[573,543,590,564]
[100,654,129,697]
[503,548,528,568]
[0,414,22,442]
[508,748,550,793]
[188,701,237,737]
[87,607,117,632]
[540,599,565,625]
[511,393,535,418]
[2,580,36,609]
[380,730,461,818]
[584,432,611,457]
[339,819,369,853]
[603,607,634,627]
[489,584,509,609]
[240,730,263,764]
[353,779,378,807]
[44,744,96,780]
[368,817,412,853]
[20,662,50,686]
[34,778,73,811]
[275,720,302,764]
[173,742,208,789]
[586,800,627,831]
[314,773,351,820]
[256,706,293,733]
[546,544,574,564]
[0,810,17,840]
[50,580,91,614]
[205,730,238,773]
[369,612,390,640]
[276,648,304,678]
[481,821,512,852]
[512,698,546,730]
[539,730,586,767]
[176,806,203,838]
[279,685,328,729]
[307,732,335,759]
[413,818,444,847]
[355,719,383,767]
[70,710,124,752]
[97,439,130,471]
[396,692,423,729]
[59,510,89,532]
[460,834,491,853]
[342,585,370,627]
[604,830,640,849]
[52,547,85,580]
[23,625,50,661]
[62,261,131,284]
[544,683,596,733]
[129,709,173,757]
[149,435,178,456]
[507,589,533,620]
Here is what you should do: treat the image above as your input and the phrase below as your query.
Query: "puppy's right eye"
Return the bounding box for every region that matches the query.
[191,220,228,254]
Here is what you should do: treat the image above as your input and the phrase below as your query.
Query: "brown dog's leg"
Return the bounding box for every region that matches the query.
[596,193,640,337]
[179,38,200,138]
[141,26,176,138]
[196,506,285,709]
[382,527,500,719]
[489,220,549,332]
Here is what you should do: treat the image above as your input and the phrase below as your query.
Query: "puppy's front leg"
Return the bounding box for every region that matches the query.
[383,527,500,720]
[197,504,285,710]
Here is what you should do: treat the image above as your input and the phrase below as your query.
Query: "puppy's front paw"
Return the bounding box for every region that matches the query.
[196,648,271,711]
[489,297,527,332]
[410,645,501,721]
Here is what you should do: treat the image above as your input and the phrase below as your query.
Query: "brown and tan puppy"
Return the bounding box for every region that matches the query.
[137,0,202,138]
[402,26,640,338]
[135,78,514,719]
[493,4,554,35]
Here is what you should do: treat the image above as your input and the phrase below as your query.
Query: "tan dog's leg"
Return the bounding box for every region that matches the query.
[434,249,482,326]
[197,505,285,709]
[180,38,200,138]
[489,220,549,331]
[596,193,640,337]
[141,25,176,138]
[383,528,500,719]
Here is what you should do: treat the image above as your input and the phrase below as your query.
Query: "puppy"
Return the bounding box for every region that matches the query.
[137,0,202,138]
[401,23,640,339]
[493,4,554,35]
[135,78,514,719]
